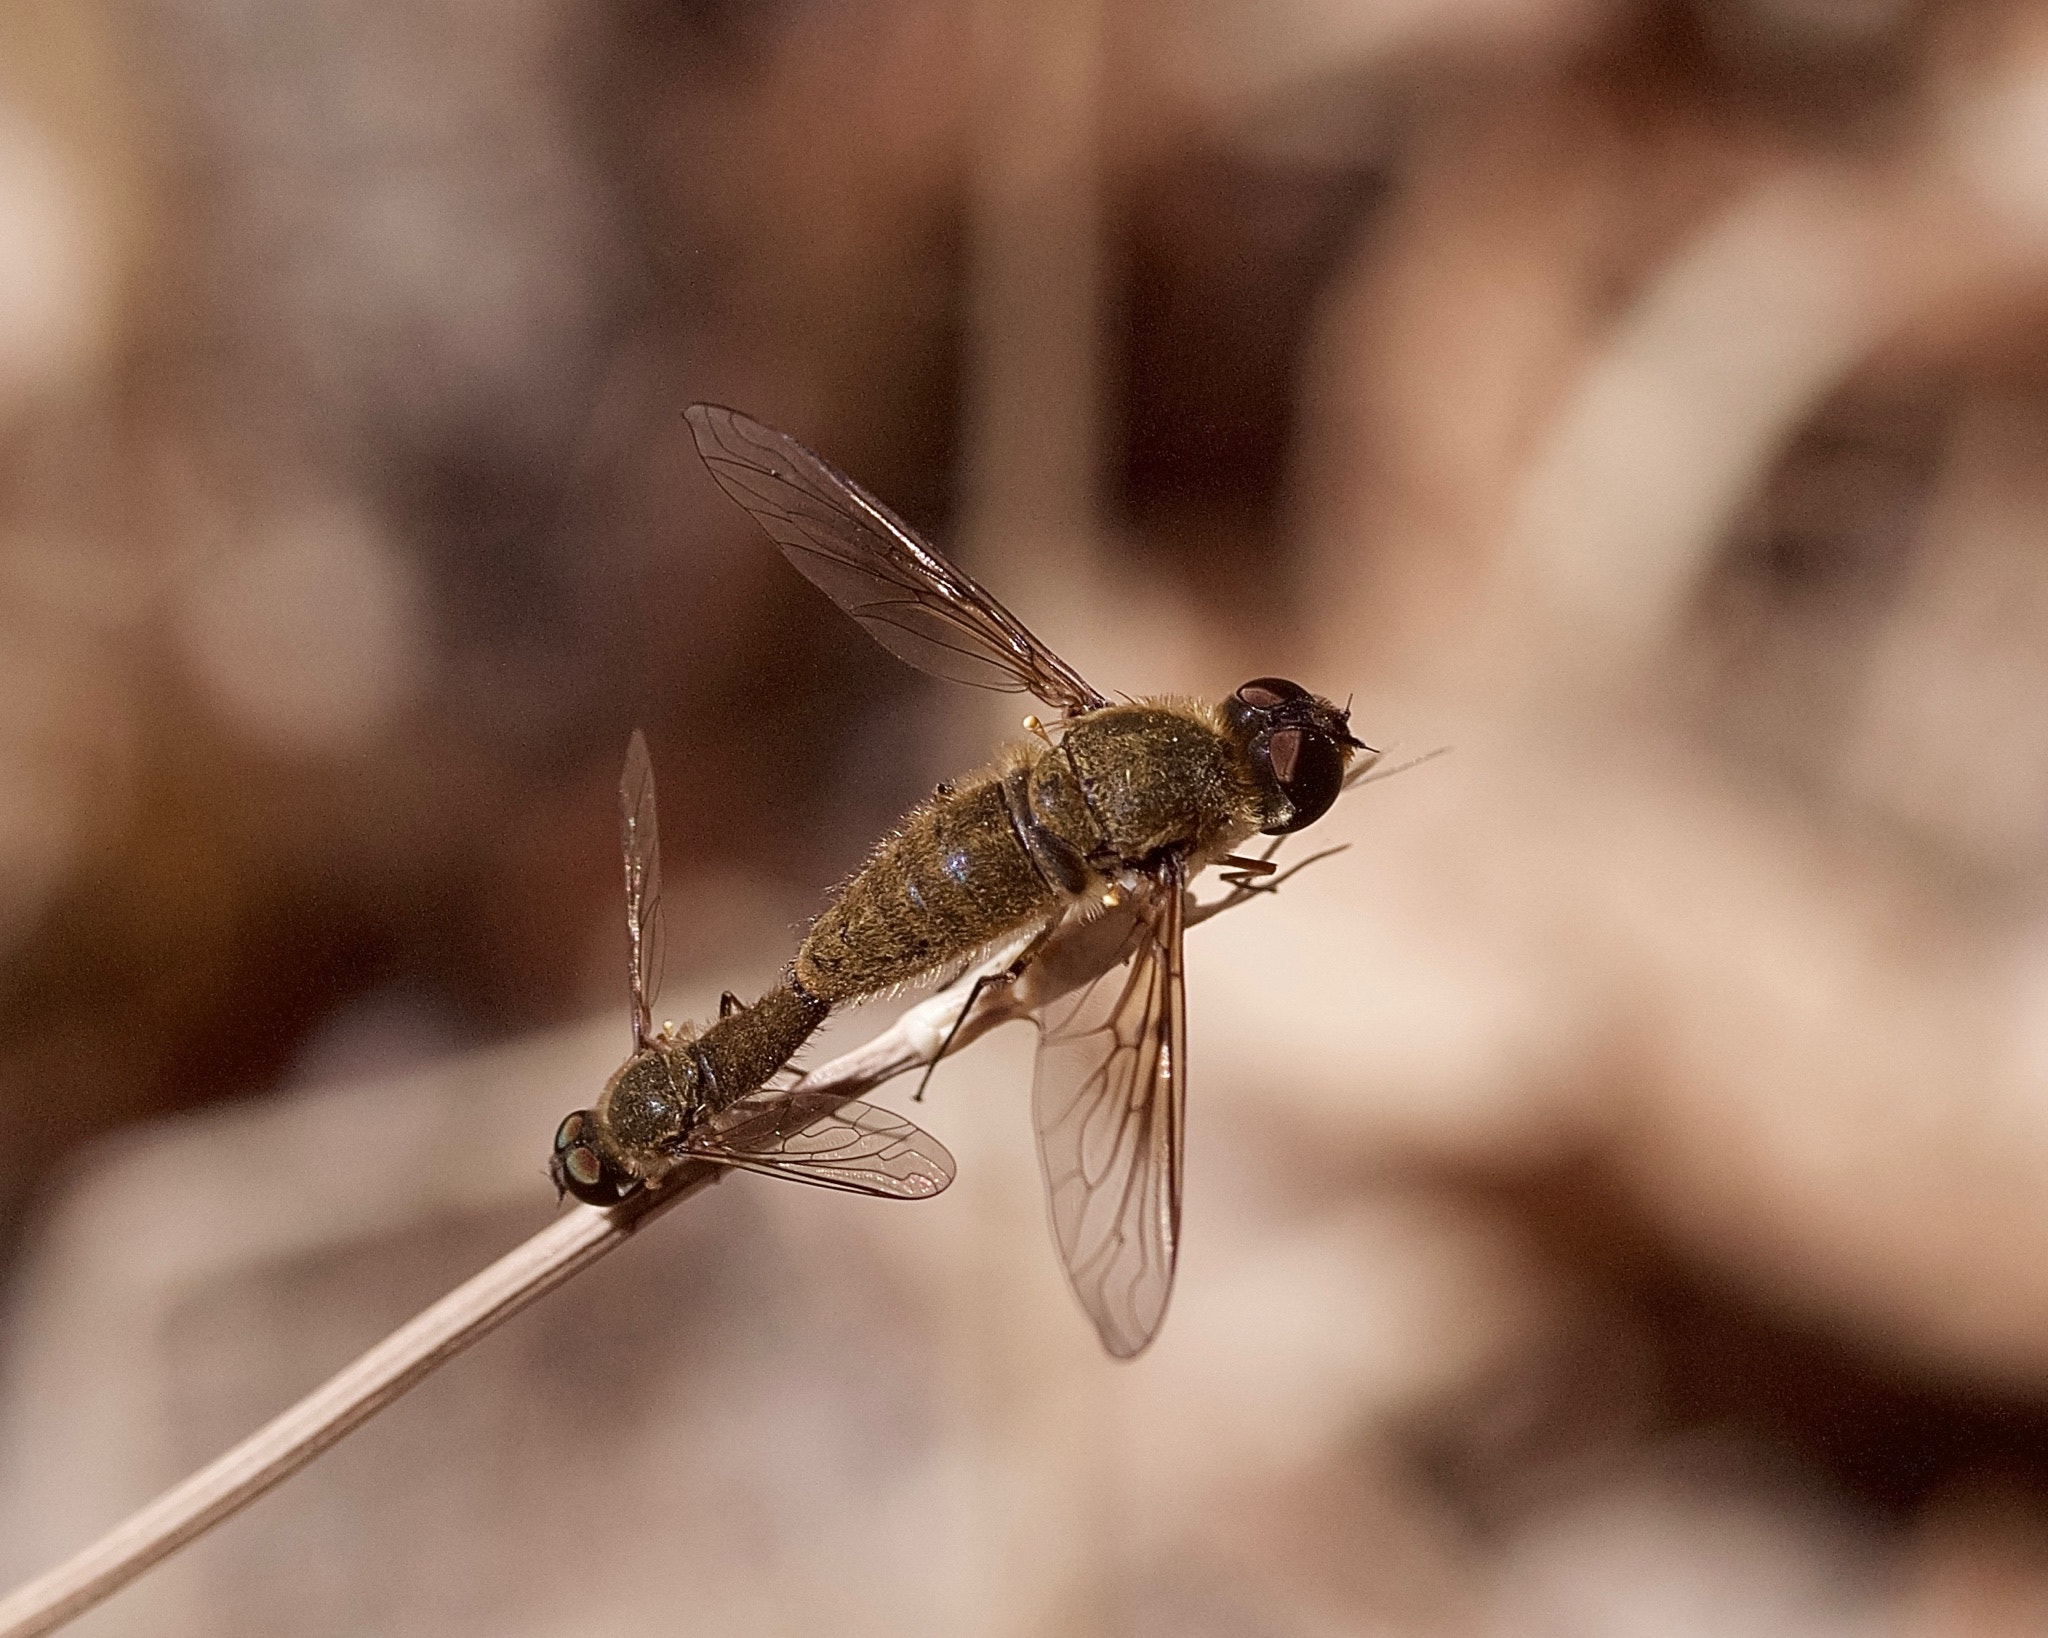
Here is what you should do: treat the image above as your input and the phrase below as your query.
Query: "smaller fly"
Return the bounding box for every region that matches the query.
[551,731,957,1204]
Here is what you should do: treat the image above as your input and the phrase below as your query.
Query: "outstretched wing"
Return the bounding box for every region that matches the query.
[620,730,664,1052]
[685,1088,957,1200]
[685,403,1109,716]
[1031,857,1187,1358]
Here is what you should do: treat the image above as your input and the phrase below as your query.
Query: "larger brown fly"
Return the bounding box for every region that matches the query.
[551,405,1368,1357]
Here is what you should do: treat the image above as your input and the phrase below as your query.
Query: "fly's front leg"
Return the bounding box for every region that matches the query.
[1204,835,1288,911]
[1192,743,1445,923]
[1193,840,1351,925]
[1217,850,1279,886]
[1194,744,1443,922]
[913,921,1060,1102]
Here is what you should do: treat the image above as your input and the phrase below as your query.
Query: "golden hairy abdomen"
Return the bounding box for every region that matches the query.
[796,770,1053,1002]
[793,701,1260,1006]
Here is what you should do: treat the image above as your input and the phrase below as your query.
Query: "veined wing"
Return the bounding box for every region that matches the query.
[620,729,664,1052]
[685,403,1109,716]
[1031,857,1187,1358]
[685,1088,957,1200]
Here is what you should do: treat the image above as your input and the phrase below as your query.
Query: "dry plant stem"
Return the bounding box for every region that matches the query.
[0,957,1037,1638]
[0,1195,692,1638]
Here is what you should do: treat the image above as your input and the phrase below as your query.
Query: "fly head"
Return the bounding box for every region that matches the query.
[551,1109,639,1207]
[1225,677,1368,834]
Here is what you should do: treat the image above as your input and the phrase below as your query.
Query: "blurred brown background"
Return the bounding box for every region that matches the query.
[11,0,2048,1632]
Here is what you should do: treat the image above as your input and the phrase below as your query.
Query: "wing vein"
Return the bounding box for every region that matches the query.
[687,404,1110,714]
[1030,858,1186,1357]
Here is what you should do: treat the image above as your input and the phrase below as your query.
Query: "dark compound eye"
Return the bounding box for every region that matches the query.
[1260,727,1347,834]
[551,1110,635,1206]
[1227,675,1362,833]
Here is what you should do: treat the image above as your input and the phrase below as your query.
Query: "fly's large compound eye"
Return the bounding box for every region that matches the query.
[1261,725,1346,833]
[1228,674,1363,834]
[551,1110,636,1207]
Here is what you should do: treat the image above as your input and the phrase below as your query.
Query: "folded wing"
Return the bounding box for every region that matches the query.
[619,729,664,1053]
[1031,859,1187,1357]
[686,1088,957,1200]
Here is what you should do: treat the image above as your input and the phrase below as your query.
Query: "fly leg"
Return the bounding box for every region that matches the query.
[1192,744,1447,924]
[913,922,1059,1102]
[1193,839,1351,925]
[1218,852,1278,881]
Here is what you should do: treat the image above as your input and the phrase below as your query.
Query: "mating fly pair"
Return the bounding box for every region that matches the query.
[552,405,1370,1357]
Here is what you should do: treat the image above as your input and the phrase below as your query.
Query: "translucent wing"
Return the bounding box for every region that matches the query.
[1031,857,1187,1358]
[685,403,1110,715]
[684,1088,957,1200]
[620,730,664,1052]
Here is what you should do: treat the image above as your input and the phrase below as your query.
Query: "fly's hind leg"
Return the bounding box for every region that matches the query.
[913,922,1059,1102]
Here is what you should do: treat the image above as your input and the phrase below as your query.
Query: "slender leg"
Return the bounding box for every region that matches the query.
[1218,853,1278,877]
[1197,844,1351,924]
[913,922,1058,1102]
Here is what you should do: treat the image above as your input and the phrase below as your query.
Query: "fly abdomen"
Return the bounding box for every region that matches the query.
[692,982,829,1110]
[796,771,1057,1003]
